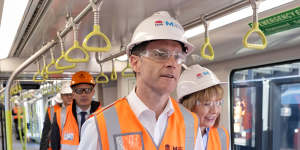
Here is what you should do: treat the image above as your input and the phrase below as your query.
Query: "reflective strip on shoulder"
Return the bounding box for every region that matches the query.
[178,104,195,150]
[103,106,121,150]
[217,128,227,150]
[50,107,54,124]
[61,144,78,150]
[60,107,67,135]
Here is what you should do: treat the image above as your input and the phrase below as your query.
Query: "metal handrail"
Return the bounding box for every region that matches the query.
[183,0,251,29]
[4,41,55,150]
[4,1,103,148]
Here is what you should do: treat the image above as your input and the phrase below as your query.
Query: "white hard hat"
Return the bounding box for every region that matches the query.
[53,93,63,103]
[60,81,72,94]
[126,11,194,55]
[177,64,222,101]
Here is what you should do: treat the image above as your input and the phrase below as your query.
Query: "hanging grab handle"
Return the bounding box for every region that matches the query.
[83,0,111,52]
[243,0,267,50]
[110,59,117,80]
[33,61,45,82]
[200,16,214,61]
[121,59,135,77]
[64,17,90,63]
[55,32,76,70]
[41,56,49,80]
[46,48,64,74]
[96,64,109,84]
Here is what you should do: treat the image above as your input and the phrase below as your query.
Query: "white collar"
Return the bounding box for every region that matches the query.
[126,88,174,119]
[76,105,91,115]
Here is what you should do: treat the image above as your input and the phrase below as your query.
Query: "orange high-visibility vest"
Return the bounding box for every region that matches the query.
[207,127,230,150]
[48,104,61,123]
[13,107,23,119]
[95,97,199,150]
[57,103,101,150]
[47,104,61,150]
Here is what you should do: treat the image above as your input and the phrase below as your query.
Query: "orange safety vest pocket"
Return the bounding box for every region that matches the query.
[114,132,144,150]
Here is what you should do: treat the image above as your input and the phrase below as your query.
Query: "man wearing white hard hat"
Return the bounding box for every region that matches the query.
[177,64,230,150]
[79,11,204,150]
[40,81,73,150]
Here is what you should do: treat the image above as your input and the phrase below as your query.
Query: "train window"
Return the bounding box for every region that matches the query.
[230,60,300,150]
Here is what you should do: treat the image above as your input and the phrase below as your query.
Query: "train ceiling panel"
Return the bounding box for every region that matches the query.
[8,0,300,72]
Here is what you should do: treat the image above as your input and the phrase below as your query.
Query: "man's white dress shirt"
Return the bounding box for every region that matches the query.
[78,89,204,150]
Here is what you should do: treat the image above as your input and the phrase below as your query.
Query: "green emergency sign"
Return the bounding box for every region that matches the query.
[249,6,300,36]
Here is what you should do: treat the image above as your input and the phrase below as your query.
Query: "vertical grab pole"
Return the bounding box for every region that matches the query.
[4,41,55,150]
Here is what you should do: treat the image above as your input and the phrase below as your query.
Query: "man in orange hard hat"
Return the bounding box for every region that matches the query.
[50,71,101,150]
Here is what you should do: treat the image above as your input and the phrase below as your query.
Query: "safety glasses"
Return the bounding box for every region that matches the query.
[197,100,223,107]
[73,88,93,94]
[61,93,72,97]
[140,48,186,64]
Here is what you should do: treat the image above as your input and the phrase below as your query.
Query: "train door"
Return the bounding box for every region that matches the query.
[230,60,300,150]
[231,80,263,150]
[270,77,300,150]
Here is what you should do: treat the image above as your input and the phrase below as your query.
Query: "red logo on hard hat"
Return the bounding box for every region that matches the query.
[196,73,203,78]
[196,72,209,79]
[155,20,163,26]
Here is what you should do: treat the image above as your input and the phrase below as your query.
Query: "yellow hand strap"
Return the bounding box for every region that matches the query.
[96,63,109,84]
[83,25,112,52]
[201,38,214,61]
[243,22,267,50]
[41,56,49,80]
[110,59,117,80]
[33,62,45,82]
[96,72,109,84]
[55,32,76,70]
[121,60,135,78]
[243,0,267,50]
[64,18,90,63]
[46,48,64,74]
[200,16,214,61]
[83,0,111,52]
[65,41,90,63]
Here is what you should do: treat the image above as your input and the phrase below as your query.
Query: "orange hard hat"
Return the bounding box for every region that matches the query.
[71,71,95,87]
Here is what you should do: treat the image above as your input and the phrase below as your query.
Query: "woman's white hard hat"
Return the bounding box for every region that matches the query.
[177,64,222,101]
[126,11,194,55]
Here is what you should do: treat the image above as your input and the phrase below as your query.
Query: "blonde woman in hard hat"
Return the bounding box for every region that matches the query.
[177,64,230,150]
[40,81,73,150]
[79,11,204,150]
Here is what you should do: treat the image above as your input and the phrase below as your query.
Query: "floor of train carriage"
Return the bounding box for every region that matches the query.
[0,125,40,150]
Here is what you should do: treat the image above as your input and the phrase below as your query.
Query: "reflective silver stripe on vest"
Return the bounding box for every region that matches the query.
[61,144,78,150]
[50,106,54,124]
[60,107,67,135]
[103,106,121,150]
[217,128,227,150]
[178,104,195,150]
